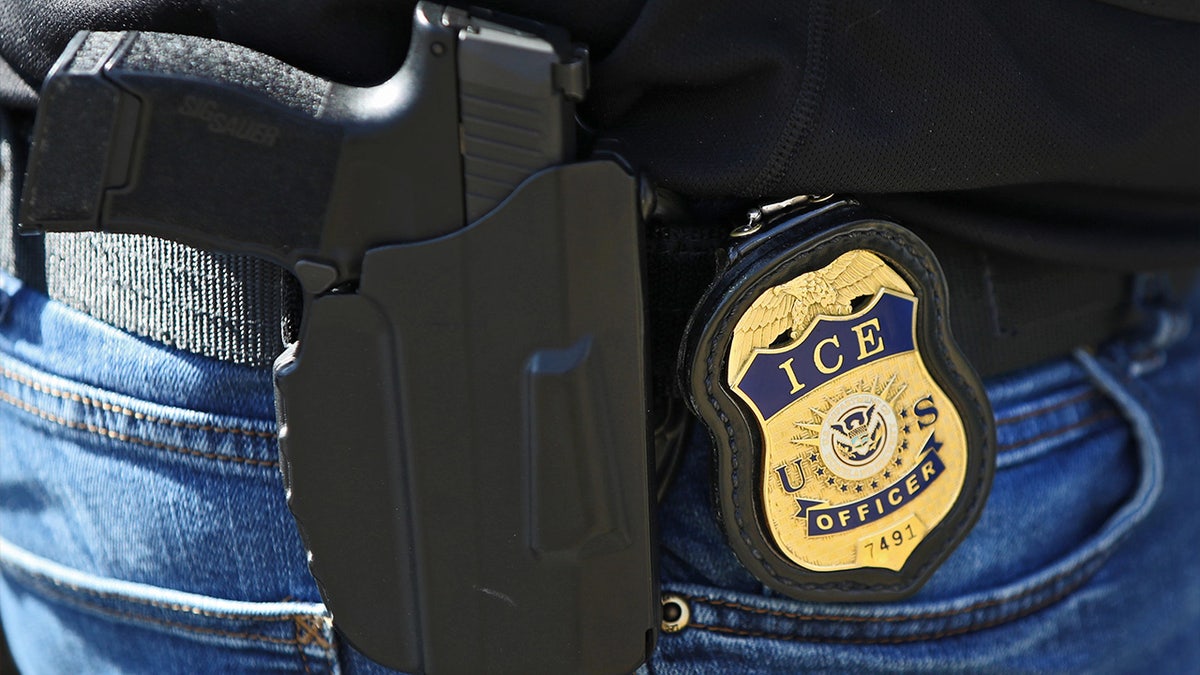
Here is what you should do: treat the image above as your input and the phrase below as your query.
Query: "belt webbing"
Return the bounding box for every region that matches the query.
[643,218,1193,388]
[3,108,1191,379]
[1,110,297,368]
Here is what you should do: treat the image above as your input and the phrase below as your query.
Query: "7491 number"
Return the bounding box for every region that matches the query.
[864,523,916,558]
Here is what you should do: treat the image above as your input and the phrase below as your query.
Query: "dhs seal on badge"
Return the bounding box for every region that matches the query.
[681,201,995,600]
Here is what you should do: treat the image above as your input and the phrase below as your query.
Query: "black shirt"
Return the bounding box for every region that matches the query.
[1,0,1198,266]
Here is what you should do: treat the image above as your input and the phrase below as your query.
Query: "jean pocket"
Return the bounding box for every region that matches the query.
[0,286,334,673]
[651,355,1163,674]
[0,539,335,674]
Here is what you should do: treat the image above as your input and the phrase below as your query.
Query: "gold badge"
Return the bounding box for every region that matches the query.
[729,251,965,573]
[682,204,994,600]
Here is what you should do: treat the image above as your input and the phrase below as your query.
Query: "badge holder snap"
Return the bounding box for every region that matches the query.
[681,201,996,601]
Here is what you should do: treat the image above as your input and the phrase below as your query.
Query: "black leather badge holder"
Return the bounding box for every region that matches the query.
[681,200,996,601]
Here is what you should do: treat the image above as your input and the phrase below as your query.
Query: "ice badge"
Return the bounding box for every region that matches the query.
[730,251,965,573]
[683,206,994,600]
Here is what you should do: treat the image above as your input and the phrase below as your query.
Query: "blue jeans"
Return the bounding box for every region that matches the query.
[1,267,1198,674]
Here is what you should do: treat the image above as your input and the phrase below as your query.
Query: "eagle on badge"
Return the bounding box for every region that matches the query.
[830,402,887,464]
[729,251,910,377]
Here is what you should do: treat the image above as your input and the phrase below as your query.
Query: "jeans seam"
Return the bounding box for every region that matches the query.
[681,546,1088,624]
[0,363,275,439]
[993,389,1098,425]
[0,388,279,468]
[0,561,301,622]
[685,568,1088,645]
[1073,349,1165,552]
[293,615,337,672]
[293,618,313,674]
[996,409,1117,453]
[292,615,333,650]
[4,570,309,647]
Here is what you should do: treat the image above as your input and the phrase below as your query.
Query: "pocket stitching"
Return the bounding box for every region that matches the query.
[680,544,1091,625]
[997,409,1117,453]
[293,618,314,674]
[684,568,1088,645]
[0,388,279,469]
[0,560,305,622]
[0,363,275,439]
[994,389,1098,425]
[5,570,311,648]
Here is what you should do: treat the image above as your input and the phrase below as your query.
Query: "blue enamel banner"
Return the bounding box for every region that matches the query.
[735,292,916,420]
[805,437,946,536]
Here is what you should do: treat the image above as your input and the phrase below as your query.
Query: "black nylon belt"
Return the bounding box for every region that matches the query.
[1,111,297,368]
[644,214,1191,395]
[0,107,1185,380]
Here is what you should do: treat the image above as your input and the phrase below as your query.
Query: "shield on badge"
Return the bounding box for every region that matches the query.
[682,208,994,601]
[729,257,968,573]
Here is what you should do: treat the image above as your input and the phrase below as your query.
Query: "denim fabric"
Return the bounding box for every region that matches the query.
[650,288,1200,673]
[1,266,1198,674]
[0,273,336,673]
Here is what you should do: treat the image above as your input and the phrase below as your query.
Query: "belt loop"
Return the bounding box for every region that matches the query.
[1124,271,1195,377]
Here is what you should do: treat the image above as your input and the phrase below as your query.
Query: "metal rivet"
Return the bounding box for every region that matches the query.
[660,594,690,633]
[729,217,763,238]
[431,42,446,56]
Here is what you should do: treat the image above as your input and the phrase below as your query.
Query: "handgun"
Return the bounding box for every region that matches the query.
[19,4,657,672]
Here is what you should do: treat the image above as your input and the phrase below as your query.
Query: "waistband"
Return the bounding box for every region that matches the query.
[0,111,297,368]
[1,109,1194,383]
